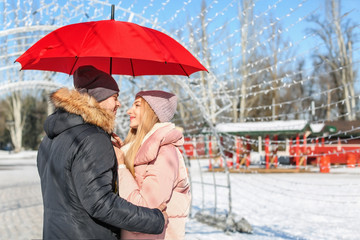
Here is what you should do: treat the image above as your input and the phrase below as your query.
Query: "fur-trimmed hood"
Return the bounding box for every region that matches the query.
[45,88,116,138]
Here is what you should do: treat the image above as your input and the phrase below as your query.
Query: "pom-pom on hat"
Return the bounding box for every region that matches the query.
[73,65,119,102]
[136,90,177,122]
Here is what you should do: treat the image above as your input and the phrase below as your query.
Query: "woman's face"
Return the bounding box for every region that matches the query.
[127,97,142,129]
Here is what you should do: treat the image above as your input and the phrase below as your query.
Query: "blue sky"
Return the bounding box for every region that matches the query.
[3,1,358,49]
[2,0,359,85]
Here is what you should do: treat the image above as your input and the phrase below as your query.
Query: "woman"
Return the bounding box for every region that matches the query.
[113,90,191,240]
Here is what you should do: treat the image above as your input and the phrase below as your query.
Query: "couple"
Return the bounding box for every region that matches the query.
[37,65,191,240]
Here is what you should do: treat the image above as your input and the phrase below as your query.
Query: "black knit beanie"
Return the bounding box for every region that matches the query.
[73,65,119,102]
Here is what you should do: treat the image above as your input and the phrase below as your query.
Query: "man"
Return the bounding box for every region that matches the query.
[37,65,167,239]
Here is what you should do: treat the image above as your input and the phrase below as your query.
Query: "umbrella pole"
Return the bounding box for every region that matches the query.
[111,4,115,20]
[109,5,114,75]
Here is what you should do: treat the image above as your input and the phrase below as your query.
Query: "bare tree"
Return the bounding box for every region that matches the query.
[238,0,254,122]
[2,2,27,152]
[307,0,357,120]
[331,0,356,120]
[199,0,216,123]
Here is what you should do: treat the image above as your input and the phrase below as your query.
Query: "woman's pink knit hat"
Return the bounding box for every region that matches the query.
[136,90,177,122]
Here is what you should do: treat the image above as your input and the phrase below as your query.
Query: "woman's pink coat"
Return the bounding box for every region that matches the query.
[118,123,191,239]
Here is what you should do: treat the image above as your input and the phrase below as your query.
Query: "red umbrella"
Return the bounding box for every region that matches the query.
[15,20,207,77]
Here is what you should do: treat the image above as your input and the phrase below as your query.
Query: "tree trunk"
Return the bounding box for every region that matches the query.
[200,0,215,123]
[6,91,25,152]
[332,0,353,120]
[239,0,253,122]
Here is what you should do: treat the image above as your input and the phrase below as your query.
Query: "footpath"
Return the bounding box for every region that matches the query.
[0,151,42,240]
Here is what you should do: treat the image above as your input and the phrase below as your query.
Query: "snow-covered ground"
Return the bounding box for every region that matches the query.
[1,150,359,239]
[188,159,360,240]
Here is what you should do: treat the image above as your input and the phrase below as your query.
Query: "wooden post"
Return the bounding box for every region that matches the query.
[204,135,208,156]
[246,136,251,168]
[303,134,307,167]
[273,135,278,168]
[208,136,212,170]
[193,137,197,158]
[295,134,300,169]
[258,136,262,153]
[337,137,342,151]
[265,135,270,169]
[219,136,223,168]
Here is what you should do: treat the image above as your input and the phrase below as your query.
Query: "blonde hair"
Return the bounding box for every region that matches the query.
[123,97,159,176]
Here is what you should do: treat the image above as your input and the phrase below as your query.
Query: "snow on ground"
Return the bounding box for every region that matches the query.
[187,158,360,240]
[1,151,360,239]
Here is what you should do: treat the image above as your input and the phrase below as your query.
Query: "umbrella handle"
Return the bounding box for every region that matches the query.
[111,5,115,20]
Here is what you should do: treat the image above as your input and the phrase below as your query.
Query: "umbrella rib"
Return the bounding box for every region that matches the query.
[130,59,135,77]
[110,57,112,75]
[69,56,79,75]
[179,64,189,78]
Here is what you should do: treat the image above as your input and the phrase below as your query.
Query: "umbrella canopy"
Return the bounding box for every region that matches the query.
[15,20,207,77]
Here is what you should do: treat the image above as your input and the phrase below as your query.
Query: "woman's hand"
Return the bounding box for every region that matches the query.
[113,146,125,165]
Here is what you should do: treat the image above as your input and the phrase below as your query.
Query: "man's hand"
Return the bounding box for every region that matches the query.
[157,203,168,227]
[111,133,125,165]
[111,132,123,148]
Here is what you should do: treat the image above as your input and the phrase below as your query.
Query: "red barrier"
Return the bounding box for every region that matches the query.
[347,153,356,168]
[320,156,330,173]
[235,137,241,169]
[183,137,194,156]
[303,134,307,167]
